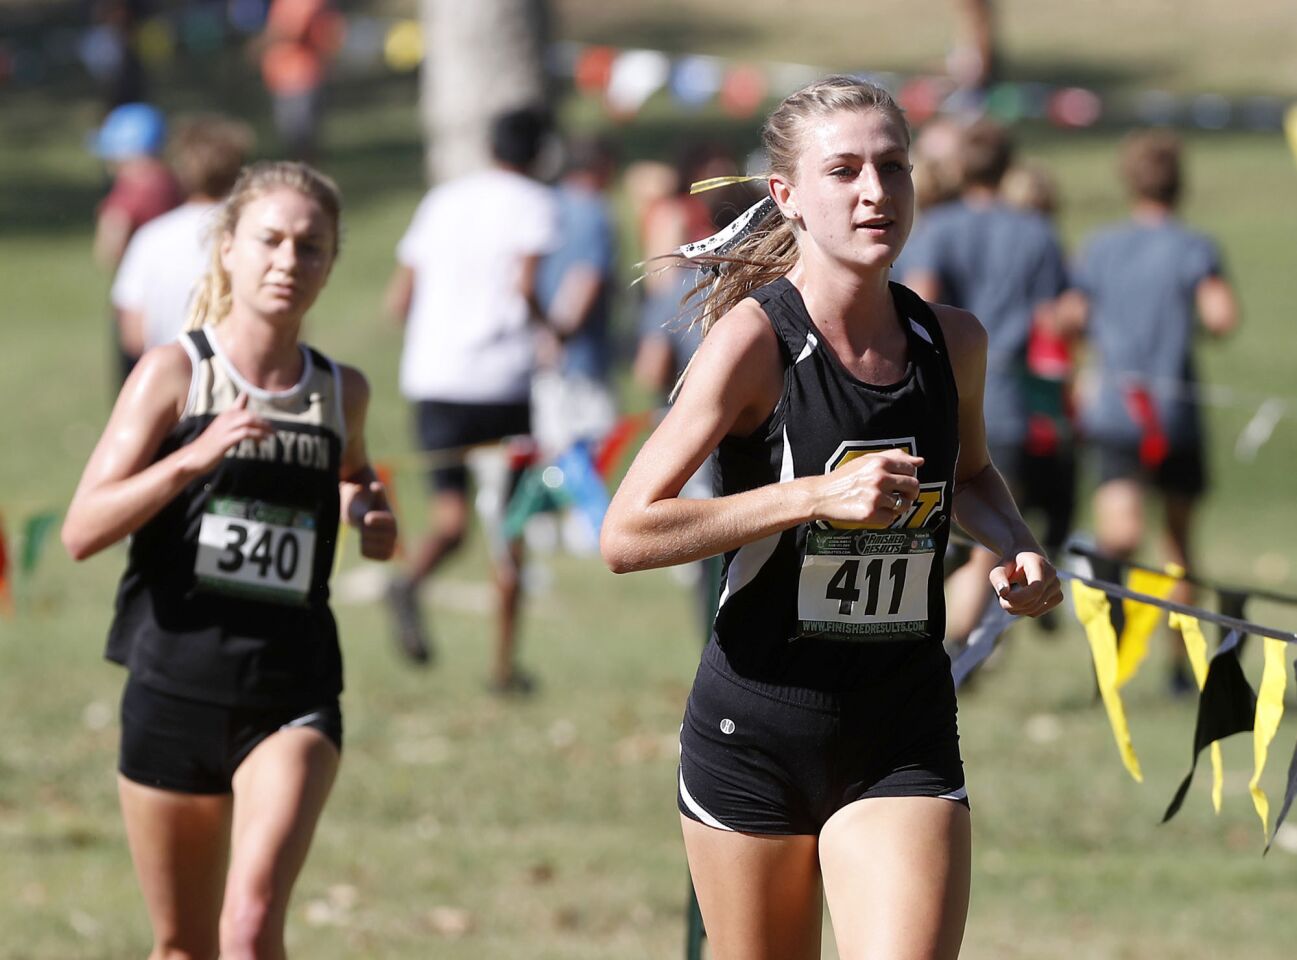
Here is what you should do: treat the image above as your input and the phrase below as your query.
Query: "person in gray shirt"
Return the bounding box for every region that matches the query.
[1058,130,1238,689]
[903,118,1068,646]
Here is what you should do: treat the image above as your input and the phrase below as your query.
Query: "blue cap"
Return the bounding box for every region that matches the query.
[93,103,167,160]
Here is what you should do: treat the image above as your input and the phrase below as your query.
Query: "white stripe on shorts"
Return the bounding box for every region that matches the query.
[678,766,735,832]
[281,710,327,731]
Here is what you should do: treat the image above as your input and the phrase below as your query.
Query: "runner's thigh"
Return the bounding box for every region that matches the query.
[681,816,823,960]
[820,796,970,960]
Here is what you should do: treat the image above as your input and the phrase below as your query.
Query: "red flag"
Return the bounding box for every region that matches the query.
[594,411,653,479]
[0,514,12,617]
[1024,413,1060,457]
[1123,384,1169,469]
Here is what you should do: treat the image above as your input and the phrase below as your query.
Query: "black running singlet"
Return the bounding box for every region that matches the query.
[106,327,346,707]
[710,278,960,690]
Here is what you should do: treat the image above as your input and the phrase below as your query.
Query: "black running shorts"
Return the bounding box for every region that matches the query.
[119,676,343,795]
[678,640,967,835]
[1095,440,1207,498]
[414,399,531,493]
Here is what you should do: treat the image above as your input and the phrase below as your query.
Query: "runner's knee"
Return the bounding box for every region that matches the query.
[437,526,467,554]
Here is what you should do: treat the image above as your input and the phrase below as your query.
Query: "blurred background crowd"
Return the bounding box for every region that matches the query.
[3,1,1296,956]
[67,0,1253,699]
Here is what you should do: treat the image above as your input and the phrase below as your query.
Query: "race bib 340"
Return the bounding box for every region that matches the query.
[194,497,317,605]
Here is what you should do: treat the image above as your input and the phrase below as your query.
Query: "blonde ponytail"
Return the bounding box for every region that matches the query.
[184,242,231,331]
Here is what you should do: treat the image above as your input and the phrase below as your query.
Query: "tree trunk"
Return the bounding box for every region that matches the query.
[419,0,551,184]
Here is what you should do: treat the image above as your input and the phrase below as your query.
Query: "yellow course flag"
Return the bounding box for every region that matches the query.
[1285,104,1297,170]
[1072,580,1143,782]
[1169,612,1225,812]
[1249,637,1289,840]
[1116,567,1180,688]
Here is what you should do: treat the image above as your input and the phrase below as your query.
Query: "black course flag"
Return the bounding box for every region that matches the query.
[1163,630,1256,823]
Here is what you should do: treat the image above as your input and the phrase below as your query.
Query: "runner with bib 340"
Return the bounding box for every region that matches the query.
[602,77,1062,960]
[62,161,396,960]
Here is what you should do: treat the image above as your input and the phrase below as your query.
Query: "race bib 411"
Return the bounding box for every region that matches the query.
[797,528,934,641]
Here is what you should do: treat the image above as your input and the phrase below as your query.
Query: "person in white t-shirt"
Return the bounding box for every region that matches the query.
[383,107,559,693]
[112,115,254,357]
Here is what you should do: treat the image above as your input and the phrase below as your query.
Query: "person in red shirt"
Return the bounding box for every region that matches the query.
[94,103,182,270]
[93,102,183,384]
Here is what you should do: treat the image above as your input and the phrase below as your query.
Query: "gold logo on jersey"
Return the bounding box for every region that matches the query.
[822,438,945,531]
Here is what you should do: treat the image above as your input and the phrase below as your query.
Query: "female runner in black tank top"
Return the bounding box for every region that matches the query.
[603,78,1062,960]
[62,162,397,959]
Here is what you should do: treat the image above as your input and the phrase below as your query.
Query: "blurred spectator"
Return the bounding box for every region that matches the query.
[633,141,747,392]
[633,270,704,403]
[89,0,149,113]
[640,142,738,291]
[1002,162,1075,611]
[911,158,955,217]
[92,102,182,385]
[949,0,997,93]
[92,102,181,272]
[622,160,677,254]
[112,114,254,360]
[894,116,964,278]
[1057,130,1239,689]
[1001,162,1059,218]
[532,136,619,453]
[902,118,1068,647]
[912,116,964,211]
[384,107,558,693]
[259,0,340,160]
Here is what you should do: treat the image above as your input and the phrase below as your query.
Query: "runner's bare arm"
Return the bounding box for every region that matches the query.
[62,345,272,560]
[337,364,397,561]
[602,301,922,573]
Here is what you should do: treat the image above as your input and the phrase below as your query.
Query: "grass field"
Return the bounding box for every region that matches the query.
[2,4,1297,957]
